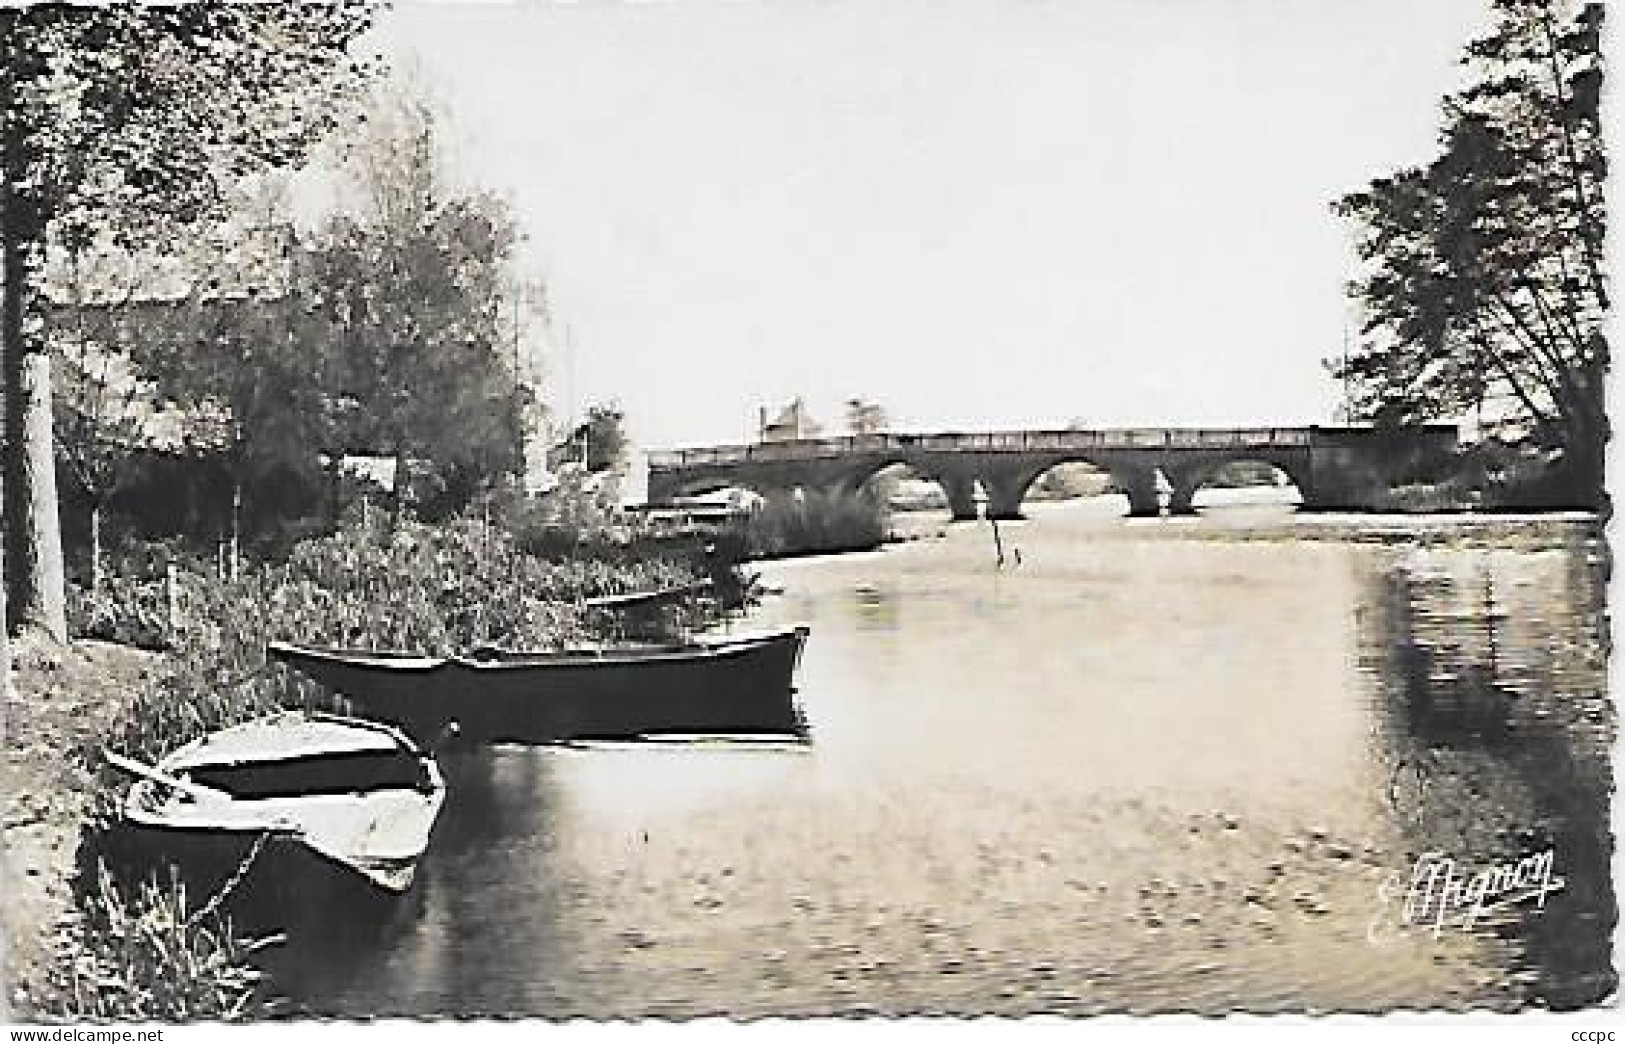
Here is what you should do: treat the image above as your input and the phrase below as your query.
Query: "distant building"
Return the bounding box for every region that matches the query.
[758,398,822,442]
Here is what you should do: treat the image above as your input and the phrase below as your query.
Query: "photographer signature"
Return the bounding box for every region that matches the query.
[1369,848,1564,942]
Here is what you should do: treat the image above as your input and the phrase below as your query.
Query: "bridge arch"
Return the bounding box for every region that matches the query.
[837,458,989,521]
[843,460,945,513]
[833,457,983,521]
[1009,458,1127,516]
[1163,456,1307,515]
[829,455,910,496]
[988,454,1163,520]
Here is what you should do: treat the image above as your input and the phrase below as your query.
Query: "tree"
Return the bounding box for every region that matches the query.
[48,243,174,593]
[127,224,333,577]
[1332,0,1604,506]
[845,398,889,436]
[0,4,379,637]
[305,86,530,522]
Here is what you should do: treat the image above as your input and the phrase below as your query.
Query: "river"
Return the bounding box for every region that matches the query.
[270,494,1614,1016]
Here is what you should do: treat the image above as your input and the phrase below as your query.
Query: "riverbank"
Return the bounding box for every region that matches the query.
[745,498,1601,578]
[1038,498,1599,546]
[5,514,734,1020]
[2,637,161,1015]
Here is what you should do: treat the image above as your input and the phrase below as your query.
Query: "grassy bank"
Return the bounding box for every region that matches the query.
[41,864,275,1020]
[4,638,164,1018]
[1366,474,1596,514]
[84,517,710,764]
[11,514,727,1021]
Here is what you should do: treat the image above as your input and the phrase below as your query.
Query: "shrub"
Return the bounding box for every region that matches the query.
[68,575,173,650]
[1374,482,1479,513]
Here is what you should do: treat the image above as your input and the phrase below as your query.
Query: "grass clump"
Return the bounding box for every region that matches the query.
[40,862,275,1021]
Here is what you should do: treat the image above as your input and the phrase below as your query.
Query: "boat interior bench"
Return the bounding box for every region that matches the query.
[185,751,436,800]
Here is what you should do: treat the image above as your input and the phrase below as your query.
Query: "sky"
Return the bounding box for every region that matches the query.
[366,0,1490,454]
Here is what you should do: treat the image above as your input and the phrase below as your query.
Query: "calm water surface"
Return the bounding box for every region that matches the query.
[273,497,1614,1015]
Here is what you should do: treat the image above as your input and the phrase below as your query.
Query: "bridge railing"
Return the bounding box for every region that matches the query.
[646,427,1323,468]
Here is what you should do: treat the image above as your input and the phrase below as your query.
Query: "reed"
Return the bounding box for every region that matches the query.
[40,860,275,1021]
[735,488,888,559]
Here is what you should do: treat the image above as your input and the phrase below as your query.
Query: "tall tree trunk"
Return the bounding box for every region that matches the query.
[0,473,11,733]
[325,451,345,526]
[1,212,66,641]
[1561,406,1606,511]
[229,477,242,582]
[89,502,102,597]
[391,447,409,529]
[9,353,67,641]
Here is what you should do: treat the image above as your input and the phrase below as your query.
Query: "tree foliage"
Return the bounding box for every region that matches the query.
[302,87,530,517]
[3,4,378,252]
[1,3,381,635]
[117,88,535,534]
[1332,0,1605,505]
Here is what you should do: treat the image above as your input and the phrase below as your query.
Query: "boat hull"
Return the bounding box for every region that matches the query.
[106,821,421,935]
[269,627,809,744]
[109,713,446,932]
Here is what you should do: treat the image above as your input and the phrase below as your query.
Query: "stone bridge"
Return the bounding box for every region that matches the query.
[645,425,1460,520]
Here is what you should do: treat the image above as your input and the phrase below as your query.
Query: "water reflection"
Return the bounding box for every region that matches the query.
[274,504,1613,1016]
[849,582,900,632]
[263,749,573,1013]
[1364,538,1614,1008]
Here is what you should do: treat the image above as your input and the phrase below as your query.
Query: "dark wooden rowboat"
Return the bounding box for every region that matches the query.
[268,626,810,745]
